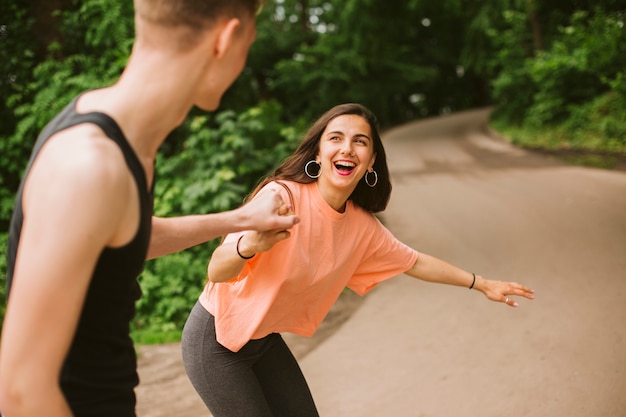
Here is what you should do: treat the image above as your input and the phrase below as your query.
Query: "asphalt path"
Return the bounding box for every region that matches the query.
[299,107,626,417]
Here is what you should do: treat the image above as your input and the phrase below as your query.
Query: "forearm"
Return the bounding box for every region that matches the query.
[207,227,291,282]
[148,211,249,259]
[406,253,535,306]
[207,240,249,282]
[405,253,479,289]
[148,184,301,259]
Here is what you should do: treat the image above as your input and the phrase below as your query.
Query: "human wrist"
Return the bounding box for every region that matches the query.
[469,272,476,290]
[233,205,253,232]
[469,273,484,291]
[236,235,255,259]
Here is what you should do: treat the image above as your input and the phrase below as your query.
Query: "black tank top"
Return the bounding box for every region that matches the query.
[6,95,153,416]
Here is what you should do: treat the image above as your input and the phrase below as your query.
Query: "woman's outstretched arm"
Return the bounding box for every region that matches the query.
[405,253,535,307]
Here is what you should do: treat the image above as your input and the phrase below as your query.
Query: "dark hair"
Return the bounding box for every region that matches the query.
[253,103,392,213]
[135,0,263,31]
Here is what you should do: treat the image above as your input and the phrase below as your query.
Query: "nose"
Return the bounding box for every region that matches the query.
[341,143,355,157]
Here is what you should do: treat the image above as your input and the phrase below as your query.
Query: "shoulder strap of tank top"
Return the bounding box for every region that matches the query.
[69,112,150,193]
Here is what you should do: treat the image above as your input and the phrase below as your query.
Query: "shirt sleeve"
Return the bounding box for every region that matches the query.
[347,216,419,296]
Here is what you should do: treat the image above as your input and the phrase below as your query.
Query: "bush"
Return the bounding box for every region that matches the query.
[524,10,625,128]
[564,92,626,150]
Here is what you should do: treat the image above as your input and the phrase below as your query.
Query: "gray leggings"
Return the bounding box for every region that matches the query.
[182,301,320,417]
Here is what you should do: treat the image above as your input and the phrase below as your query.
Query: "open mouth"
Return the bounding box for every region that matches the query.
[334,161,356,174]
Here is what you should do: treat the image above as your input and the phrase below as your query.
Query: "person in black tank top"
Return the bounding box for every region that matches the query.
[0,1,299,416]
[7,100,153,416]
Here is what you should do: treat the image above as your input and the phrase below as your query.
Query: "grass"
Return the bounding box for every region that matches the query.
[490,118,626,171]
[131,328,183,345]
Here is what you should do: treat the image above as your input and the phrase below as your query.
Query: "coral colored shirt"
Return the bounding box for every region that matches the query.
[200,181,419,352]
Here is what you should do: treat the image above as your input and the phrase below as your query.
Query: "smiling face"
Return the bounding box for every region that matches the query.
[315,114,377,211]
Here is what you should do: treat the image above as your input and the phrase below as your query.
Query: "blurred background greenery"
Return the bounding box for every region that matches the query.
[1,0,624,342]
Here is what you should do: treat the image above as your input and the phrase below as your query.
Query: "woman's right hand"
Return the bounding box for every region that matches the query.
[238,185,299,232]
[238,228,292,256]
[208,229,294,283]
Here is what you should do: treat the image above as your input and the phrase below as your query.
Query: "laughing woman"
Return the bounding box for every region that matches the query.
[181,103,535,417]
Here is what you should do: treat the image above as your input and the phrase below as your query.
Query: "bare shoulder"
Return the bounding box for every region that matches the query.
[29,124,131,197]
[23,124,135,244]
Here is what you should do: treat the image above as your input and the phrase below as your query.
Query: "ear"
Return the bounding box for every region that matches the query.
[214,18,241,59]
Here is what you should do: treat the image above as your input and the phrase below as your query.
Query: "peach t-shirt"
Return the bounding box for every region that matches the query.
[200,181,419,352]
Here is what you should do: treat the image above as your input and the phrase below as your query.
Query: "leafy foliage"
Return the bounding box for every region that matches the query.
[483,7,625,153]
[269,0,475,125]
[524,10,625,127]
[0,3,37,228]
[1,0,624,338]
[0,0,133,230]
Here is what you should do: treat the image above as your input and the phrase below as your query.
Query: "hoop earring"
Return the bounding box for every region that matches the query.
[305,160,321,179]
[365,169,378,187]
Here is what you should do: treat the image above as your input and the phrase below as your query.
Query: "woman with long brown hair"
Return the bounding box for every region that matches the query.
[182,103,534,417]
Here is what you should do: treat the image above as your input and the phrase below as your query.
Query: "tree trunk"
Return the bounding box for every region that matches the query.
[299,0,309,34]
[527,1,544,52]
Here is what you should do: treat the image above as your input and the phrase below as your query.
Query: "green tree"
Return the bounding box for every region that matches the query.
[0,0,134,230]
[270,0,477,125]
[461,0,625,127]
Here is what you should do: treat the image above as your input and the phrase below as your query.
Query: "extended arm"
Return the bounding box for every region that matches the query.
[147,186,299,259]
[405,253,535,307]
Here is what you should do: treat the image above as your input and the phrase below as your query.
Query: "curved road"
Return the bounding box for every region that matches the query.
[300,107,626,417]
[136,108,626,417]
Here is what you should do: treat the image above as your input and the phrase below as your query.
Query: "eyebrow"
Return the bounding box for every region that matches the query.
[326,130,371,141]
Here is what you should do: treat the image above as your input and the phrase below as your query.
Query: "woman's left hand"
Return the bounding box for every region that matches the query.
[475,276,535,307]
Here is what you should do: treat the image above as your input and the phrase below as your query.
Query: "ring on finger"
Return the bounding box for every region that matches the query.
[505,297,510,304]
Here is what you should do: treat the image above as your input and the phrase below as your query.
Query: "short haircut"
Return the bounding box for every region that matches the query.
[135,0,262,31]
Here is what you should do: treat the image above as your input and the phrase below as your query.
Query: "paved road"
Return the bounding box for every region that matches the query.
[299,108,626,416]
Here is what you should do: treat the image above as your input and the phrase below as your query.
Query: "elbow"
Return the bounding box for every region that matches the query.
[207,275,233,284]
[0,340,66,415]
[207,263,218,283]
[206,269,228,283]
[0,357,61,415]
[207,244,243,283]
[207,263,236,283]
[0,375,28,416]
[0,371,64,415]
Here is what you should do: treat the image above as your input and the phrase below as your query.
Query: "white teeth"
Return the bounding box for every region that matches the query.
[335,161,355,167]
